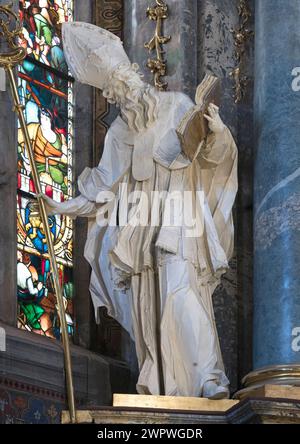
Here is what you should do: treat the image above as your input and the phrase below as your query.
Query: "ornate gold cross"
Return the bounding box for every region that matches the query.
[144,0,171,91]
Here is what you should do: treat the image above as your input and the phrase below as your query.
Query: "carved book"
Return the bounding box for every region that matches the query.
[176,74,221,161]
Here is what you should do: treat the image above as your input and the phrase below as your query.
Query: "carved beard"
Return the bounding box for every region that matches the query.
[120,86,159,133]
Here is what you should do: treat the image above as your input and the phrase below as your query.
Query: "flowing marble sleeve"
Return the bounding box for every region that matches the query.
[43,194,98,219]
[199,127,235,167]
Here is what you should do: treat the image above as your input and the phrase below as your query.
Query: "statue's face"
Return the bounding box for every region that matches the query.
[102,66,147,114]
[109,69,145,106]
[126,70,145,91]
[112,79,127,104]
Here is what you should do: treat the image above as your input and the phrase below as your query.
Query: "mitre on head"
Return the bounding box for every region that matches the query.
[62,22,131,90]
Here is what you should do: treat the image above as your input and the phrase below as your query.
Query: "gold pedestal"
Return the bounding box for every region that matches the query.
[113,393,239,412]
[242,364,300,387]
[234,365,300,400]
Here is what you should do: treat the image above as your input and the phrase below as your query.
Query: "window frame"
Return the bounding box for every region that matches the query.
[0,0,95,350]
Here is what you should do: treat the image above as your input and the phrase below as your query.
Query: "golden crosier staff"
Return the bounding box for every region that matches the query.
[0,4,76,423]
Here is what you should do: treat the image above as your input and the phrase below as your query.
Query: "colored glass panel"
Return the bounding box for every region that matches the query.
[17,193,73,265]
[17,1,74,339]
[17,65,73,199]
[17,250,74,339]
[19,0,73,72]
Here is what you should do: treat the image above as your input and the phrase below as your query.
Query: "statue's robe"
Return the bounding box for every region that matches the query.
[47,91,238,397]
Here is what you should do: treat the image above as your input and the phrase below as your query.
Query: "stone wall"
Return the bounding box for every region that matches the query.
[0,322,130,423]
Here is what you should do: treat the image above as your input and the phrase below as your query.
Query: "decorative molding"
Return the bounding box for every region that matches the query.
[241,364,300,389]
[93,0,123,164]
[0,380,65,424]
[63,398,300,424]
[0,377,66,402]
[230,0,253,103]
[144,0,171,91]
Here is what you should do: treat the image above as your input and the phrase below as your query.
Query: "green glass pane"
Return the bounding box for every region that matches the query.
[17,249,74,339]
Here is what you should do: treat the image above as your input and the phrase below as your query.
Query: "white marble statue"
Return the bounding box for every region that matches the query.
[43,22,238,399]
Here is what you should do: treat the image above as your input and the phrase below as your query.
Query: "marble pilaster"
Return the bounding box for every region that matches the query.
[251,0,300,382]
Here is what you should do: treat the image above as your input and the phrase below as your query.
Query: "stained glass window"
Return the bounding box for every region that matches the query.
[17,1,74,339]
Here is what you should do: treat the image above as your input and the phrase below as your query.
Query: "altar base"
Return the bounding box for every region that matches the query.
[62,391,300,424]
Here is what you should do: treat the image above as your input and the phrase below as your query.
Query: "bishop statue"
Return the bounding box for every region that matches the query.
[43,22,238,399]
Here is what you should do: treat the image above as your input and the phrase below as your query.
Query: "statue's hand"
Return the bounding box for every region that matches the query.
[204,103,225,134]
[40,194,57,215]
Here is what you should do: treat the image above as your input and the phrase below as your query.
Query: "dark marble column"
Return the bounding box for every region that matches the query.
[247,0,300,387]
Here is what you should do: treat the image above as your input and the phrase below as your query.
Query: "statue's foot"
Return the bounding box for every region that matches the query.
[203,381,229,400]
